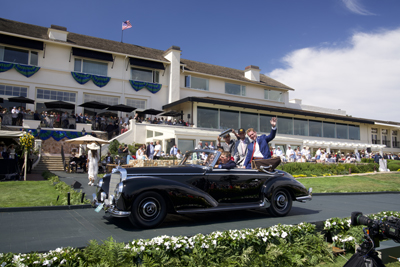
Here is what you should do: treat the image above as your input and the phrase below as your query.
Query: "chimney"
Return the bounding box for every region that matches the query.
[163,46,182,103]
[47,24,68,42]
[244,65,260,82]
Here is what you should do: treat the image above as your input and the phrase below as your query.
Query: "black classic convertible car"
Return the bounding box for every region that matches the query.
[93,150,312,228]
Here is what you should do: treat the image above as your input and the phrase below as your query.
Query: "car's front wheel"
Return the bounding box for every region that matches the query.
[267,188,292,217]
[128,191,167,228]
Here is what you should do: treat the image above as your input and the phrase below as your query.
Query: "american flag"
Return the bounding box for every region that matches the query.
[122,20,132,30]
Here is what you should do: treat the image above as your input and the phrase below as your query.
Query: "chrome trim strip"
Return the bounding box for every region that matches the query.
[106,207,131,217]
[296,195,312,202]
[176,203,263,214]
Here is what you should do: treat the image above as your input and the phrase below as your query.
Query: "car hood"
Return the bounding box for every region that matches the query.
[125,165,207,175]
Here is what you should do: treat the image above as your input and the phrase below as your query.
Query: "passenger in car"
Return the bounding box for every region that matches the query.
[216,151,236,169]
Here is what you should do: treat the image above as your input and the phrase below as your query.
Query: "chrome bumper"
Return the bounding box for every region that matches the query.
[92,195,131,218]
[296,188,312,202]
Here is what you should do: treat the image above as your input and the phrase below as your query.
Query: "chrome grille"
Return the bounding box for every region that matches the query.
[109,173,120,200]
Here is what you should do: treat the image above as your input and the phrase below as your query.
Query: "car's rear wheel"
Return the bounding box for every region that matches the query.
[128,191,167,228]
[267,188,292,217]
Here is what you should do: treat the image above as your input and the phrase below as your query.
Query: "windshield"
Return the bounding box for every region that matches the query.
[179,150,220,168]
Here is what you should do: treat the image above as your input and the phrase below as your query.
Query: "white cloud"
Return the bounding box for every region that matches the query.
[342,0,375,15]
[268,28,400,122]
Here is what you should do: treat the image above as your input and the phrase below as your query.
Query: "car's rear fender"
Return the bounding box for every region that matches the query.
[261,172,308,201]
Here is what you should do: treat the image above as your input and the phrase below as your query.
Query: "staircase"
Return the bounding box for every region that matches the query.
[33,155,64,172]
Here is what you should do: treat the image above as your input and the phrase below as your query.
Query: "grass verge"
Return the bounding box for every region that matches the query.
[0,181,60,207]
[297,173,400,193]
[0,171,90,207]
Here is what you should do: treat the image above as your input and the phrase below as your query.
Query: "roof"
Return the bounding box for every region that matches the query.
[0,17,293,90]
[162,96,375,125]
[0,18,168,62]
[181,59,293,90]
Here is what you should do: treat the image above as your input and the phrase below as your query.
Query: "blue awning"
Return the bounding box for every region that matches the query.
[0,34,43,50]
[72,47,113,62]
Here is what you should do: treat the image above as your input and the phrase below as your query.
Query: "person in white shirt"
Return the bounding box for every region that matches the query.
[11,106,18,125]
[301,146,307,156]
[209,142,215,150]
[315,148,321,160]
[305,147,311,160]
[154,141,161,159]
[287,146,294,162]
[170,144,178,157]
[176,150,182,160]
[124,114,129,124]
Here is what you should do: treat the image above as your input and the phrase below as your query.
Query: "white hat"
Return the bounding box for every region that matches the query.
[87,142,100,150]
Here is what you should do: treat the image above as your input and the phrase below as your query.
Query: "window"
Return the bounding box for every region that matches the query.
[147,130,153,138]
[382,129,388,135]
[126,98,146,110]
[0,84,28,97]
[264,89,283,102]
[74,58,108,76]
[294,118,308,136]
[392,130,398,136]
[220,109,239,130]
[309,120,322,137]
[197,107,218,129]
[225,82,246,96]
[131,67,159,83]
[0,46,38,66]
[277,116,293,135]
[240,112,258,132]
[371,128,378,133]
[323,122,336,138]
[260,115,272,133]
[178,139,195,153]
[349,125,360,140]
[37,89,76,102]
[84,94,118,106]
[336,124,348,139]
[185,75,209,91]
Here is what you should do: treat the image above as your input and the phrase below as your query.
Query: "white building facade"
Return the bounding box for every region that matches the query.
[1,18,399,156]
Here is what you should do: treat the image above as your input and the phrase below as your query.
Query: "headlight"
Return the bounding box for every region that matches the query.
[98,179,103,188]
[115,182,124,200]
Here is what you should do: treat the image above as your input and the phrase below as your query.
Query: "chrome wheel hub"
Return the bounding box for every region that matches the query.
[139,198,160,221]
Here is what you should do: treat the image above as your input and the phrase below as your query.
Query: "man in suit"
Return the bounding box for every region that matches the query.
[216,151,236,169]
[233,128,250,167]
[146,141,154,160]
[105,152,114,164]
[243,117,277,169]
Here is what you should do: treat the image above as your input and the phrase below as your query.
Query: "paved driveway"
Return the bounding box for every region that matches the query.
[1,193,399,254]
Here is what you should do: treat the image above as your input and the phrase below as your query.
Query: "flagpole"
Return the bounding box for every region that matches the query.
[121,29,123,43]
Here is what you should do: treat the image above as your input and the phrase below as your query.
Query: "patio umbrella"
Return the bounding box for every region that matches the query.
[106,104,136,113]
[79,101,110,109]
[65,134,110,159]
[160,110,182,117]
[65,134,110,145]
[0,97,3,103]
[140,108,163,116]
[44,100,75,109]
[8,96,35,104]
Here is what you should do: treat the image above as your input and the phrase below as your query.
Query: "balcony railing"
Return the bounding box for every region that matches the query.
[382,140,391,147]
[371,139,380,144]
[393,141,400,148]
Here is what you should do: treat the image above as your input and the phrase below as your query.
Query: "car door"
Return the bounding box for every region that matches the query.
[205,168,265,204]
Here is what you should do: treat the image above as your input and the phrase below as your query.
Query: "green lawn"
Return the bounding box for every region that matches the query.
[0,181,61,207]
[298,173,400,193]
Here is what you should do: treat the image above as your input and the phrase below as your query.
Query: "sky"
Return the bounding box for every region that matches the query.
[1,0,399,122]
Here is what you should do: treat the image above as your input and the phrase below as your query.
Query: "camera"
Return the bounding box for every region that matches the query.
[344,212,400,267]
[351,211,400,247]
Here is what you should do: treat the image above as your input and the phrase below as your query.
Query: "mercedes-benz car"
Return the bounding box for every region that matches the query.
[92,149,312,228]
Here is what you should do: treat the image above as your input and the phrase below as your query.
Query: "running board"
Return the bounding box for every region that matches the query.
[176,199,269,215]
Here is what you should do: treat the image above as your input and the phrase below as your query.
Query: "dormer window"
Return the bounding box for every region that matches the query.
[225,82,246,96]
[264,89,283,102]
[74,58,108,76]
[185,75,209,91]
[131,67,159,83]
[0,46,38,66]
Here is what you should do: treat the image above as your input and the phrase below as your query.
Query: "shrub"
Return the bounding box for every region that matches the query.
[279,162,377,177]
